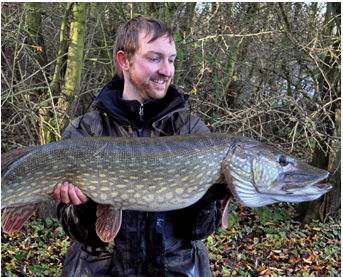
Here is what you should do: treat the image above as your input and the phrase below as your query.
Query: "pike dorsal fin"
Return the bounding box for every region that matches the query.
[1,146,36,172]
[2,203,41,233]
[96,204,122,242]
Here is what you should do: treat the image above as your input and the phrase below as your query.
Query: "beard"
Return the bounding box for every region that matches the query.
[128,65,169,103]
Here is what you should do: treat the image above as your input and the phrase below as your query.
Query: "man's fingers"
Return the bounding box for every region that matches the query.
[68,183,90,205]
[60,181,71,204]
[54,181,90,205]
[54,183,62,203]
[75,187,90,203]
[67,183,82,205]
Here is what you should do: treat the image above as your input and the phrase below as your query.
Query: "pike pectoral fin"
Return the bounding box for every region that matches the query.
[96,204,122,242]
[221,192,232,229]
[2,203,41,233]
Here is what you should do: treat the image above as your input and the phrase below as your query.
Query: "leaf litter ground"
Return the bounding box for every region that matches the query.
[1,201,341,277]
[206,201,341,277]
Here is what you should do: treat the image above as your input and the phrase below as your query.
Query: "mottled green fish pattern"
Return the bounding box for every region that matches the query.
[1,133,331,242]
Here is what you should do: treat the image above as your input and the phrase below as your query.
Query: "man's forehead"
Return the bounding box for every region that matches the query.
[138,31,175,48]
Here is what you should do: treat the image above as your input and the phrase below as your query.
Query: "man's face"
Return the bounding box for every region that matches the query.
[125,32,176,103]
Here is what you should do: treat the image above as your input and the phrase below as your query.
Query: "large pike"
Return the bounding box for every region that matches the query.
[2,133,331,242]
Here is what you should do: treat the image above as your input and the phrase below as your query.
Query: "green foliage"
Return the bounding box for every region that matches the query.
[227,213,239,228]
[45,217,53,228]
[223,203,298,229]
[204,56,213,62]
[1,216,70,276]
[194,54,201,62]
[176,49,184,61]
[253,206,297,226]
[174,33,182,42]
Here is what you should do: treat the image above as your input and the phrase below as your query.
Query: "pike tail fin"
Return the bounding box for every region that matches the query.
[96,204,122,242]
[2,203,41,233]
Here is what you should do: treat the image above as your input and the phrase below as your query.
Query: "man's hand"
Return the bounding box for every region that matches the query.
[54,181,90,205]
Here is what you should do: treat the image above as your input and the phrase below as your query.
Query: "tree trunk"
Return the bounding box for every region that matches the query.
[296,142,330,223]
[296,2,341,223]
[60,2,90,132]
[49,2,73,97]
[327,96,341,216]
[24,2,48,68]
[37,2,90,222]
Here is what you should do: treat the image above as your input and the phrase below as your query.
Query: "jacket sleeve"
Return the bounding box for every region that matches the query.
[61,111,104,139]
[57,200,99,244]
[176,114,211,135]
[171,184,226,241]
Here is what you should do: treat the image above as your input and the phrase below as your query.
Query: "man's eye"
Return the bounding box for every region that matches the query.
[150,58,159,62]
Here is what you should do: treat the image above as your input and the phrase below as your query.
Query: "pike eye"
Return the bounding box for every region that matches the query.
[279,156,289,166]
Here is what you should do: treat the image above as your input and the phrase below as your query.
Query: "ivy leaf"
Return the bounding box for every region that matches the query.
[227,213,239,228]
[177,49,184,61]
[204,56,213,62]
[174,33,182,42]
[194,55,201,61]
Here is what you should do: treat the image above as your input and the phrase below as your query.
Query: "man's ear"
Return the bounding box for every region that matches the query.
[116,51,130,72]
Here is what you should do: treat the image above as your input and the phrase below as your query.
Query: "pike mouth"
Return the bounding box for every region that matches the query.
[268,182,332,204]
[313,183,332,189]
[280,181,332,194]
[228,180,332,208]
[279,170,330,193]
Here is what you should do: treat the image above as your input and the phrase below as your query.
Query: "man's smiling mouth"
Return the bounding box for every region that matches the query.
[151,79,166,84]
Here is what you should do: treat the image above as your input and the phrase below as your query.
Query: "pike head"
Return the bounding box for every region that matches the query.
[222,140,332,208]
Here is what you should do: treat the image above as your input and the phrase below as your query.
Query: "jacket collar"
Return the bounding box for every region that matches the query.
[92,77,189,127]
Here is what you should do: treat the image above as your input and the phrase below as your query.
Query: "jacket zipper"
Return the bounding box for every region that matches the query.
[109,98,187,138]
[138,99,188,137]
[138,103,144,137]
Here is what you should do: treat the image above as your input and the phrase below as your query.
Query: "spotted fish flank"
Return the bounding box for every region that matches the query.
[1,133,332,242]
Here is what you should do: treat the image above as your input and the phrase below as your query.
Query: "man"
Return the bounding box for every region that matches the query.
[54,15,225,277]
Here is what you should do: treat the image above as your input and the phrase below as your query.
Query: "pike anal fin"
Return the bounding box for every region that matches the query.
[96,204,122,242]
[2,203,41,233]
[221,192,232,229]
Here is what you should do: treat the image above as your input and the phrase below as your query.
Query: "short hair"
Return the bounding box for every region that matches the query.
[113,15,175,78]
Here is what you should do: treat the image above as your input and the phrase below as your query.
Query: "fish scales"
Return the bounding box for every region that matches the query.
[2,133,233,211]
[2,132,332,242]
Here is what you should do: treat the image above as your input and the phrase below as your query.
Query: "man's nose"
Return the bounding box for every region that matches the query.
[158,60,173,77]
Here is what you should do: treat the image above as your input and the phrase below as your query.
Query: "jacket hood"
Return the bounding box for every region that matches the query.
[92,76,189,128]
